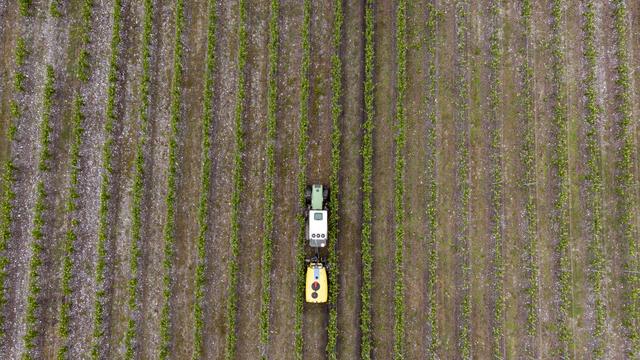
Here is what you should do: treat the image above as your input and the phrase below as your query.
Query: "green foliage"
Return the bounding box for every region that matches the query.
[225,0,247,358]
[14,37,28,94]
[612,0,640,356]
[455,0,471,357]
[518,0,540,356]
[159,0,185,357]
[258,0,278,358]
[50,0,62,18]
[57,94,85,360]
[122,0,152,358]
[326,0,343,358]
[487,1,505,358]
[192,0,216,359]
[23,65,56,360]
[393,0,407,359]
[581,1,606,357]
[19,0,32,17]
[77,0,94,81]
[424,4,440,359]
[91,1,122,357]
[294,1,311,358]
[0,34,30,331]
[550,1,574,356]
[360,0,374,358]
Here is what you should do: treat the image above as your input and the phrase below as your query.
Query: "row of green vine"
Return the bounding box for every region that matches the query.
[22,64,56,360]
[123,0,153,358]
[258,0,279,358]
[294,1,311,358]
[612,0,640,356]
[159,0,185,357]
[191,0,216,359]
[224,0,247,357]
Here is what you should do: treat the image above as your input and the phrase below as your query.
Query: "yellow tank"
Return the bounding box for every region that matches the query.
[305,262,328,303]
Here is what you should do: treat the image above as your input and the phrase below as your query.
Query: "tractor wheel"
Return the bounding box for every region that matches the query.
[305,186,312,204]
[323,188,329,203]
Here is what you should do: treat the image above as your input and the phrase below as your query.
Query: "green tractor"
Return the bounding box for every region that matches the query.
[305,184,329,248]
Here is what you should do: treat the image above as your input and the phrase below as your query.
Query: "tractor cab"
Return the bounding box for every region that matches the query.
[305,184,328,248]
[305,259,328,303]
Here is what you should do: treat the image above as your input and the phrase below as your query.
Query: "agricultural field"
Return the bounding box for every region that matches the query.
[1,0,640,359]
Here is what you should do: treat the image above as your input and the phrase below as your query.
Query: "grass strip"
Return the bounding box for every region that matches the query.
[425,3,439,358]
[455,0,472,357]
[518,0,540,356]
[22,65,56,360]
[258,0,278,358]
[550,1,574,356]
[582,1,607,357]
[159,0,185,357]
[393,0,407,359]
[326,0,343,358]
[612,0,640,356]
[56,2,94,358]
[488,1,505,358]
[224,0,247,358]
[294,1,311,358]
[0,30,30,343]
[191,1,216,359]
[359,0,374,358]
[123,0,153,358]
[90,0,122,357]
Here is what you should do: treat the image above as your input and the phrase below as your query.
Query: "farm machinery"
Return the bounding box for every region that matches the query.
[305,184,329,303]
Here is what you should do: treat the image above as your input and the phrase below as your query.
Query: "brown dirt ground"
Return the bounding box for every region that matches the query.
[234,0,270,357]
[138,0,175,357]
[403,0,429,359]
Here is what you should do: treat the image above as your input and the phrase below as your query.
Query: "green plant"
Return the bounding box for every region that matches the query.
[518,0,540,356]
[77,0,94,82]
[326,0,343,358]
[50,0,62,18]
[159,0,185,357]
[91,1,122,357]
[294,1,311,358]
[22,65,56,360]
[0,33,31,340]
[224,0,247,358]
[612,0,639,356]
[56,0,94,356]
[258,0,279,358]
[393,0,407,359]
[360,0,374,358]
[550,1,574,357]
[123,0,153,358]
[19,0,32,16]
[424,3,440,359]
[487,1,505,358]
[581,1,606,357]
[191,1,216,359]
[455,0,472,357]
